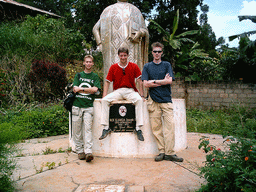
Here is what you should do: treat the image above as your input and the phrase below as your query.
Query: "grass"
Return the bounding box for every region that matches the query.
[186,106,256,138]
[0,102,69,139]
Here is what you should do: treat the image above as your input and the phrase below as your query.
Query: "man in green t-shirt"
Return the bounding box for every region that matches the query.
[72,55,101,162]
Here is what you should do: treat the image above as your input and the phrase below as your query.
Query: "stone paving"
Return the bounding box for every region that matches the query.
[12,133,226,192]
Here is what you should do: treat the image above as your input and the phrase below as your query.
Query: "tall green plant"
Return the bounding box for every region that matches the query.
[0,122,24,192]
[198,136,256,192]
[0,15,85,105]
[150,9,220,80]
[0,15,85,61]
[150,9,198,50]
[229,16,256,42]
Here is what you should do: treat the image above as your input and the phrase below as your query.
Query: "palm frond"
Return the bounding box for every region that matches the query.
[149,19,170,38]
[176,30,198,38]
[179,38,195,44]
[171,9,179,40]
[170,39,181,50]
[229,30,256,41]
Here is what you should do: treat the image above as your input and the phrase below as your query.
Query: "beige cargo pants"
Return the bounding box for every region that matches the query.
[147,96,175,155]
[72,106,93,154]
[100,88,144,130]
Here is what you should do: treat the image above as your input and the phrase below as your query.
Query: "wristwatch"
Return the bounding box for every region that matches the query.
[154,80,156,84]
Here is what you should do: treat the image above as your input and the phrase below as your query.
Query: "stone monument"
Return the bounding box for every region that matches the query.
[68,1,187,158]
[93,0,149,81]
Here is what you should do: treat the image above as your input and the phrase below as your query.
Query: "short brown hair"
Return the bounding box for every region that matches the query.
[84,55,94,62]
[118,47,129,55]
[151,42,164,50]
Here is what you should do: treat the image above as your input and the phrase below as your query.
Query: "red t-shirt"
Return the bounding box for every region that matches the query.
[106,62,142,92]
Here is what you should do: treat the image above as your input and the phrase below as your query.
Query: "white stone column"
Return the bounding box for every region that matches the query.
[69,99,187,158]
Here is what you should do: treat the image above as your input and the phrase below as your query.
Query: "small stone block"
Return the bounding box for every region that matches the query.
[127,185,145,192]
[85,184,125,192]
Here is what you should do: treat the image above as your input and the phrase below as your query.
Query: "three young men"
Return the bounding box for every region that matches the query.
[72,43,183,163]
[72,55,101,162]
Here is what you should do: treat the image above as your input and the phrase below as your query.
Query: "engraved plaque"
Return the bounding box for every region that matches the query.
[109,103,136,132]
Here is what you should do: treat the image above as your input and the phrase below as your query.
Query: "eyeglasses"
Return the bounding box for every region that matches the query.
[153,50,163,53]
[123,68,125,75]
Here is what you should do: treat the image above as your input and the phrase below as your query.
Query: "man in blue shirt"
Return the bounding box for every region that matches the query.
[142,42,183,162]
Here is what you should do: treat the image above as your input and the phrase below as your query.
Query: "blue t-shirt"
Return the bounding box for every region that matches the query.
[141,61,175,103]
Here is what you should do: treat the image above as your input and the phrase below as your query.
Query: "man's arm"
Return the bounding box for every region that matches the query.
[73,86,98,94]
[137,77,144,97]
[102,81,110,98]
[143,73,172,88]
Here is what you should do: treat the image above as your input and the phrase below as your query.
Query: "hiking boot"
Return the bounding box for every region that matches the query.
[164,154,183,162]
[155,153,165,161]
[86,153,94,162]
[99,129,111,140]
[78,152,86,160]
[135,130,144,141]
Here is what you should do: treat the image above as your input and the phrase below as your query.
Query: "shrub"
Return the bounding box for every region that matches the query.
[0,123,24,192]
[0,68,9,107]
[0,103,69,139]
[0,15,85,105]
[198,136,256,192]
[187,107,256,139]
[28,60,68,102]
[0,15,85,61]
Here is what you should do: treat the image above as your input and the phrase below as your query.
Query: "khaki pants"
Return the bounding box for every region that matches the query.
[147,96,175,155]
[101,88,143,130]
[72,106,93,154]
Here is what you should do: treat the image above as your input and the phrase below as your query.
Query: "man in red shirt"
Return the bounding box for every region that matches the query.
[99,47,145,141]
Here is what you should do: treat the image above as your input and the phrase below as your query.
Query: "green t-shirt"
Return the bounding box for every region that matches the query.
[72,71,101,108]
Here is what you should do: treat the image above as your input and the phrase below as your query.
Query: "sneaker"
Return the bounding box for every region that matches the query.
[135,130,144,141]
[164,154,183,162]
[99,129,111,140]
[155,153,165,162]
[78,152,86,160]
[86,153,94,162]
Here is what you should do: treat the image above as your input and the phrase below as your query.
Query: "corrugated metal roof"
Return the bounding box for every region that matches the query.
[0,0,61,18]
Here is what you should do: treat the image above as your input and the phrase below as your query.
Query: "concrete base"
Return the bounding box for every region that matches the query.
[69,98,187,158]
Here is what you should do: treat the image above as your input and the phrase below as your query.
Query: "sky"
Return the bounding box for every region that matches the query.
[199,0,256,47]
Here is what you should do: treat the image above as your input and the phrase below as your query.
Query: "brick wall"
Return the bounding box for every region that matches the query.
[172,78,256,110]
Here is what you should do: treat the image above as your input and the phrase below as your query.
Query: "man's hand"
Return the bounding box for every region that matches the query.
[143,80,161,88]
[164,73,171,80]
[73,86,82,93]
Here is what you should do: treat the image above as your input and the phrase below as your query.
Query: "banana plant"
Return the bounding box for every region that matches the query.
[150,9,198,49]
[229,16,256,41]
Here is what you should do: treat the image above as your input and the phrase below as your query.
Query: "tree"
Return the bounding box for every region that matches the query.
[150,10,198,50]
[149,0,203,42]
[148,0,203,63]
[16,0,74,17]
[150,10,223,81]
[196,4,224,58]
[227,16,256,83]
[16,0,75,28]
[229,16,256,41]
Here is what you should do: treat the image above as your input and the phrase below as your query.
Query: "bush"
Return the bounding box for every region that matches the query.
[0,123,24,192]
[0,15,85,105]
[0,103,69,139]
[0,15,85,62]
[187,107,256,139]
[0,102,69,191]
[0,68,9,107]
[28,60,68,102]
[198,136,256,192]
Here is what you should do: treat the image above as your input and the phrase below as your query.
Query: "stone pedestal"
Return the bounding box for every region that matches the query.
[69,99,187,158]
